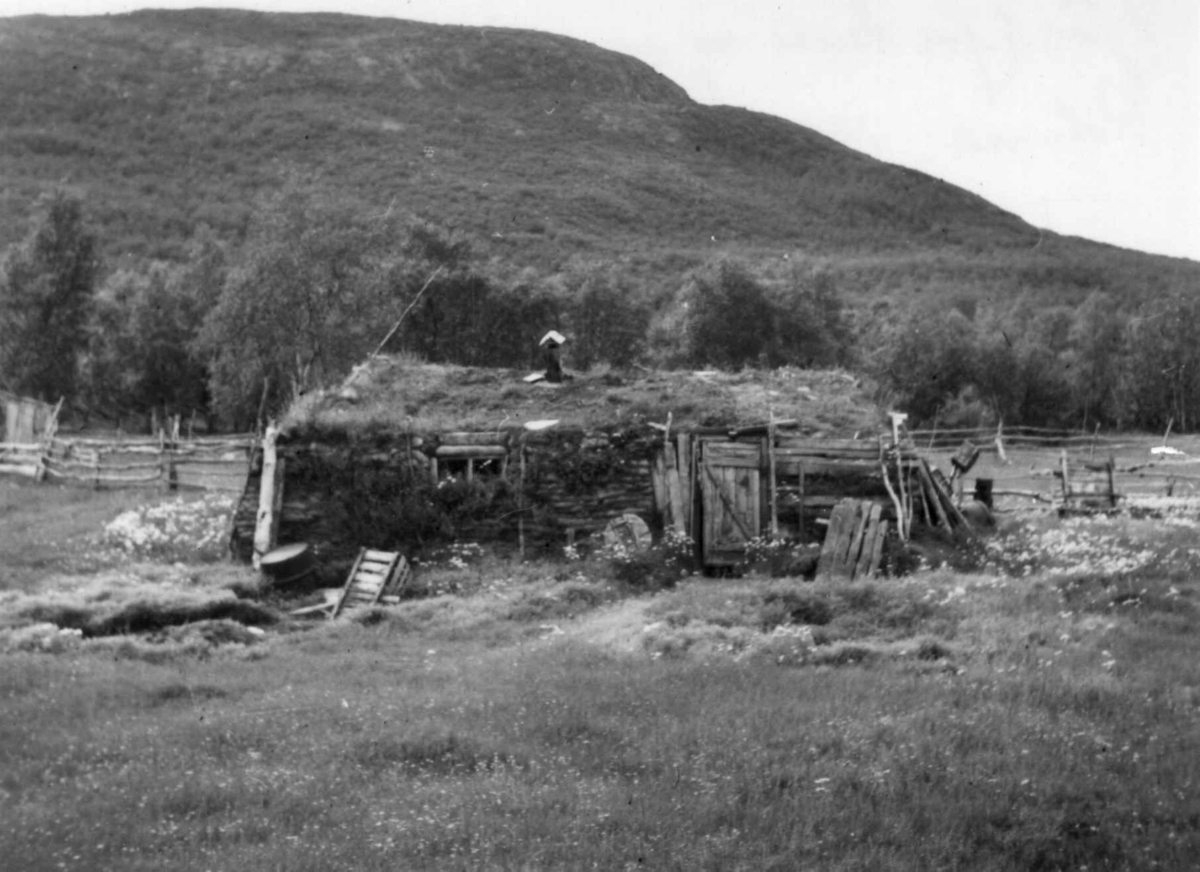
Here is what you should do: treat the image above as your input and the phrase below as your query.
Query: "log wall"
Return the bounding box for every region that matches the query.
[230,428,660,579]
[228,427,928,576]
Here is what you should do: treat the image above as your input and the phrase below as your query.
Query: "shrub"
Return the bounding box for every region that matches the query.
[743,536,821,578]
[604,529,695,591]
[760,589,834,629]
[915,638,952,661]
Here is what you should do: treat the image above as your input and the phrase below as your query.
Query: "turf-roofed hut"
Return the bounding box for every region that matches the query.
[230,357,890,581]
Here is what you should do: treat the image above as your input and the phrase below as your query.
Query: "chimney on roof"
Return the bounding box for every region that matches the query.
[539,330,566,383]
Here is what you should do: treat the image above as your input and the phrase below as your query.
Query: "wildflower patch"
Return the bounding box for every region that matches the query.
[602,528,695,590]
[102,493,236,563]
[983,512,1200,580]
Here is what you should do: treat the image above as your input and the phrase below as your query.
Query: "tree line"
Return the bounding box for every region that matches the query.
[1,189,1195,433]
[869,291,1200,433]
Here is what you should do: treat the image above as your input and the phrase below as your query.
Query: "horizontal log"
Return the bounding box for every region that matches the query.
[42,458,94,470]
[172,468,248,477]
[992,489,1053,502]
[702,454,758,469]
[1119,470,1200,481]
[439,432,511,446]
[43,467,161,484]
[57,438,162,448]
[694,456,907,478]
[0,462,39,477]
[434,445,509,458]
[776,438,896,452]
[55,434,253,447]
[181,482,244,492]
[776,458,889,476]
[91,460,166,472]
[704,443,759,458]
[97,474,165,485]
[705,441,913,464]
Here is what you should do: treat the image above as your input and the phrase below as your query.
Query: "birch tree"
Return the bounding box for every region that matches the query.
[0,191,99,401]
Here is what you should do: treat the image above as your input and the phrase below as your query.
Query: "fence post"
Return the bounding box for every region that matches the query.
[253,422,280,570]
[164,425,177,491]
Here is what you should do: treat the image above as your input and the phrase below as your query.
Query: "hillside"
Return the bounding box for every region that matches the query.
[2,8,1196,308]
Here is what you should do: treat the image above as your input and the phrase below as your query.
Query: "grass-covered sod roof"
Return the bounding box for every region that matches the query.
[281,357,885,439]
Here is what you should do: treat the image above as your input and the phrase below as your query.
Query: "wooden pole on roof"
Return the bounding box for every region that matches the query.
[371,265,445,358]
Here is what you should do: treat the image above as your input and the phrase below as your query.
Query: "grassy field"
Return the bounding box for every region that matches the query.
[1,476,1199,870]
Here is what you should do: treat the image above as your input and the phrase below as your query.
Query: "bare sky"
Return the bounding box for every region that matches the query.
[5,0,1198,261]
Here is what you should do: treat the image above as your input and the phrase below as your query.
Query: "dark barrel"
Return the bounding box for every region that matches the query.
[973,478,994,509]
[260,543,316,585]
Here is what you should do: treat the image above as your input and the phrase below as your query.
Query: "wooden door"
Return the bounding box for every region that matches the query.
[700,442,761,566]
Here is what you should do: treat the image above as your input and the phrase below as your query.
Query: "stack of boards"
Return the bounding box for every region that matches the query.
[816,500,888,582]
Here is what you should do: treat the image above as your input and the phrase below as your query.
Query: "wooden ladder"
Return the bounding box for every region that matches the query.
[331,549,412,618]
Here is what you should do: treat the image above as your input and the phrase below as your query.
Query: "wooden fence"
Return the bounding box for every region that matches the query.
[1,433,254,491]
[909,425,1156,452]
[913,427,1200,506]
[0,442,44,479]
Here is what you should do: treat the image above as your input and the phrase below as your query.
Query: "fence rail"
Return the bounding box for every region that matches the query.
[0,442,42,478]
[910,426,1116,451]
[920,431,1200,507]
[1,433,255,491]
[909,425,1200,456]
